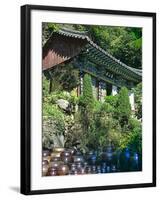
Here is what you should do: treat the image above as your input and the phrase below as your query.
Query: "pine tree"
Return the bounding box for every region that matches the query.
[79,74,94,134]
[116,87,131,127]
[80,74,94,110]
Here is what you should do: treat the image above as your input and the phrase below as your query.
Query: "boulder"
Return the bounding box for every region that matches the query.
[56,99,70,111]
[42,117,65,149]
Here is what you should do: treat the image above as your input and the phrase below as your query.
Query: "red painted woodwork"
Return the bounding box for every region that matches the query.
[42,33,87,70]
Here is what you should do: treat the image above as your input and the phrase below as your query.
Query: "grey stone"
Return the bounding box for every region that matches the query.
[42,117,65,149]
[56,99,70,111]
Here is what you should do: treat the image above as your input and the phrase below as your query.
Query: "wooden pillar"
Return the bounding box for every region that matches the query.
[77,84,81,97]
[49,78,53,93]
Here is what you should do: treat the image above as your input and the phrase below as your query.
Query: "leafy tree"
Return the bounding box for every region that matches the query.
[105,95,119,118]
[120,118,142,154]
[105,95,118,108]
[85,26,142,69]
[116,87,131,127]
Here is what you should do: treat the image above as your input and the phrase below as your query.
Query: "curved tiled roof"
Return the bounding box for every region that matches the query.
[54,28,142,83]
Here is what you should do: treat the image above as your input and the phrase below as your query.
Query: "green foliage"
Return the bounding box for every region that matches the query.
[107,129,122,149]
[119,118,142,154]
[93,100,102,113]
[85,26,142,69]
[42,75,50,97]
[47,63,79,93]
[42,23,61,45]
[43,90,71,106]
[43,103,65,134]
[128,127,142,154]
[42,104,65,149]
[100,102,114,115]
[42,77,67,149]
[133,83,142,119]
[47,23,61,32]
[104,95,118,117]
[79,74,94,110]
[69,94,78,107]
[105,95,118,107]
[128,117,141,129]
[116,87,131,126]
[42,23,142,154]
[58,64,79,92]
[42,117,65,149]
[83,100,122,151]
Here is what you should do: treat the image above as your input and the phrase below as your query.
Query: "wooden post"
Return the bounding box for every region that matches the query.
[49,78,53,93]
[77,84,81,97]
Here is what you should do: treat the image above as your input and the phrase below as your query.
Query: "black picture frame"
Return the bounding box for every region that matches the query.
[21,4,156,195]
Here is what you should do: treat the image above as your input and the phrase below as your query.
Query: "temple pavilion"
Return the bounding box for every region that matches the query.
[42,28,142,111]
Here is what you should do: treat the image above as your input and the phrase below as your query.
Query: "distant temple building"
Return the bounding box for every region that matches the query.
[42,28,142,111]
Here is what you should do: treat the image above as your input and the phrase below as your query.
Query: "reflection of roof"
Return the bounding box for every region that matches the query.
[57,28,142,83]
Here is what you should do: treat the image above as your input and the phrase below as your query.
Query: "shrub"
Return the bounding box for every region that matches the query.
[42,104,65,149]
[93,100,102,113]
[42,116,65,149]
[128,118,142,154]
[119,118,142,154]
[133,83,142,119]
[105,95,118,108]
[107,129,122,149]
[100,102,114,115]
[128,117,141,130]
[89,101,121,151]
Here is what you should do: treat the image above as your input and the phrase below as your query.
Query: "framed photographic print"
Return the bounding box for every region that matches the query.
[21,4,156,195]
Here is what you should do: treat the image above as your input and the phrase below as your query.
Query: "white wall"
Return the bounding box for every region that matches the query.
[112,85,118,96]
[129,91,135,111]
[0,0,159,199]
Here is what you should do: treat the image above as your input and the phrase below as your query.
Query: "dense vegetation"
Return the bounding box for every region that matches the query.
[43,75,142,155]
[42,23,142,159]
